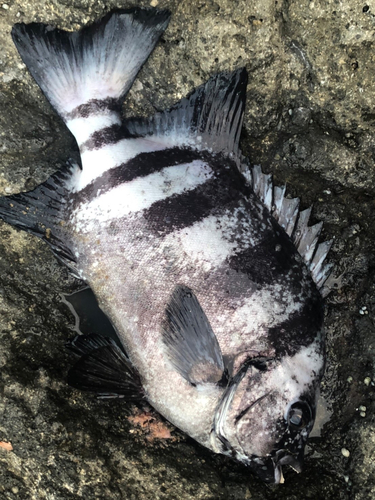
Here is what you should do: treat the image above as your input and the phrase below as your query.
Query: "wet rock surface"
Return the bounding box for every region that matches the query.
[0,0,374,498]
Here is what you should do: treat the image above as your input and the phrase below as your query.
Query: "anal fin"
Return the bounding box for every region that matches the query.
[66,334,144,400]
[162,285,225,386]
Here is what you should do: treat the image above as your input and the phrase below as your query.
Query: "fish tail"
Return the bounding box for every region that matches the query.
[11,8,171,146]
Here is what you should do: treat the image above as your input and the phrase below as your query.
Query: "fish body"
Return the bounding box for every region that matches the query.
[0,8,332,483]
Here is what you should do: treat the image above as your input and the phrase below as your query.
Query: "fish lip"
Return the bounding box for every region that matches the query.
[278,453,303,473]
[272,449,304,483]
[273,463,284,484]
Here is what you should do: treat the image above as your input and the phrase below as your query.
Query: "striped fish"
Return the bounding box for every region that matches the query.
[0,8,332,484]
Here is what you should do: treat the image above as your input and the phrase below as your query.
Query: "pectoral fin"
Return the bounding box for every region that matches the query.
[66,334,144,400]
[162,285,225,386]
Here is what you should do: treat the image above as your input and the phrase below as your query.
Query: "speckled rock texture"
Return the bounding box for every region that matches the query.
[0,0,374,499]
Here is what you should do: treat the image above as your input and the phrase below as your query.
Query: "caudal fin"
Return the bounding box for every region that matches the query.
[11,8,170,119]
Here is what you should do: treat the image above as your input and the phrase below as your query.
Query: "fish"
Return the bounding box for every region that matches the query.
[0,7,333,484]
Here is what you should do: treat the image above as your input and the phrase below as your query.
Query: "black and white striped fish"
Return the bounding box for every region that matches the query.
[0,8,332,484]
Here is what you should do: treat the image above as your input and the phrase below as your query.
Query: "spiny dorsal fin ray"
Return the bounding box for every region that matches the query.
[67,334,144,400]
[293,207,312,248]
[162,285,225,386]
[249,165,332,296]
[252,165,273,211]
[124,68,248,162]
[11,8,171,119]
[0,161,78,269]
[310,241,334,287]
[296,221,323,264]
[273,185,300,237]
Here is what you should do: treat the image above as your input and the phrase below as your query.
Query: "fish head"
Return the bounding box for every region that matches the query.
[211,345,323,483]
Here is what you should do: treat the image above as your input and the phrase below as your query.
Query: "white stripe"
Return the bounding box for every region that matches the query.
[226,285,304,349]
[167,214,238,271]
[74,160,212,229]
[162,206,259,272]
[67,114,121,146]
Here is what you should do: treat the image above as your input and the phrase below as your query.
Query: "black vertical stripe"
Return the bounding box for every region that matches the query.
[80,124,126,151]
[227,221,300,286]
[268,293,324,357]
[65,98,121,119]
[75,147,204,205]
[142,178,239,235]
[141,155,251,235]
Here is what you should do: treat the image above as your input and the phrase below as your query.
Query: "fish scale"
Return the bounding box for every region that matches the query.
[0,8,332,484]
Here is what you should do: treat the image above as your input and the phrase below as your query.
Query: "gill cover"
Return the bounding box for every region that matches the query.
[211,359,316,483]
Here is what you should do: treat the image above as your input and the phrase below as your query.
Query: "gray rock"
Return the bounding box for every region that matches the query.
[0,0,374,498]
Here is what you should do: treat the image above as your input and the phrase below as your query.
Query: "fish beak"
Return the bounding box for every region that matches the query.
[279,453,303,472]
[280,470,285,484]
[274,464,285,484]
[273,452,303,483]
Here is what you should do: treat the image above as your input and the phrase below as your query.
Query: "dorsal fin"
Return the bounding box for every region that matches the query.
[249,165,333,297]
[124,68,248,163]
[0,161,78,271]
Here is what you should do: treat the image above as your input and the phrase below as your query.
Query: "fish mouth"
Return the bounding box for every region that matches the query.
[272,450,303,484]
[211,360,306,484]
[246,451,303,484]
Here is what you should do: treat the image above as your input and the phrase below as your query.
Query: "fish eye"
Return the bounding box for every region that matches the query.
[287,401,312,430]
